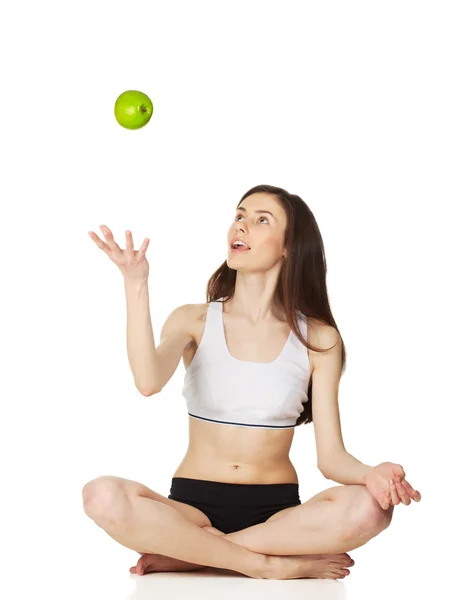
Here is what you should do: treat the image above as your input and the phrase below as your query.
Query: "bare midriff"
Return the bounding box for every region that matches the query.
[171,301,314,486]
[172,416,299,485]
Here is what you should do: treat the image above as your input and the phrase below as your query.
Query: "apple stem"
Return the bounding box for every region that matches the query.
[141,106,147,113]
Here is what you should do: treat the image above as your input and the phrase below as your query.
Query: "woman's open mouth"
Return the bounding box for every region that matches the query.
[230,245,251,253]
[230,238,251,252]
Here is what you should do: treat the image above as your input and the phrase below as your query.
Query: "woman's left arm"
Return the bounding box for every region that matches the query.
[310,324,421,510]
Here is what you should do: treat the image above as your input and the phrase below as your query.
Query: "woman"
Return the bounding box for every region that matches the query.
[84,184,421,580]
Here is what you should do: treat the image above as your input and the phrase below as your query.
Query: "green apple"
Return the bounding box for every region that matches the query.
[114,90,153,130]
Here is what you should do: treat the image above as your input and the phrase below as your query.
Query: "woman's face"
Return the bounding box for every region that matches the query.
[227,193,288,272]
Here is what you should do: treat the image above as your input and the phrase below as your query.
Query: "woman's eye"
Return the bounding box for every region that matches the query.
[234,215,268,224]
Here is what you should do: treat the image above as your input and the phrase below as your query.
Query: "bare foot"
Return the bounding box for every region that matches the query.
[129,553,207,575]
[129,525,225,576]
[265,553,355,580]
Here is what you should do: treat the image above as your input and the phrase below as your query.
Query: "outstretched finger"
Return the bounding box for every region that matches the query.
[100,225,123,254]
[88,231,111,255]
[137,238,150,258]
[125,230,134,252]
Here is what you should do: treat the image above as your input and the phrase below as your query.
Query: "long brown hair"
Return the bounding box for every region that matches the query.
[205,184,346,426]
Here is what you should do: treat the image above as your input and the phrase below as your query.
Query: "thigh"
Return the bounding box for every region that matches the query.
[266,484,363,523]
[84,475,213,528]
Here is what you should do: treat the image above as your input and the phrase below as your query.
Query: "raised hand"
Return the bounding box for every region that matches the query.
[88,225,150,282]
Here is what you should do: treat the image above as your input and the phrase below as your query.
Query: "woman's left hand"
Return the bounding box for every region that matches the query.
[364,461,421,510]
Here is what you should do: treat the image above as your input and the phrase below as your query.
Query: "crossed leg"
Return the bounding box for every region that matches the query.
[126,482,374,577]
[219,483,394,556]
[84,476,393,577]
[131,482,392,577]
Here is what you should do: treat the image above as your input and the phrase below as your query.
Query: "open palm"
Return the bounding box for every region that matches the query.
[88,225,150,281]
[364,461,421,510]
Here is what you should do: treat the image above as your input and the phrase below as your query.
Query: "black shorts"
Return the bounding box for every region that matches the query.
[168,477,301,534]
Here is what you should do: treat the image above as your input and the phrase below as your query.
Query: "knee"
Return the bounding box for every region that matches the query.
[82,476,130,525]
[347,486,393,539]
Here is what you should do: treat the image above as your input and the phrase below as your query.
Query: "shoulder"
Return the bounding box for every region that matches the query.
[177,302,209,341]
[188,301,211,324]
[307,319,341,346]
[306,319,341,368]
[160,302,207,335]
[180,302,211,344]
[160,302,209,352]
[167,301,209,321]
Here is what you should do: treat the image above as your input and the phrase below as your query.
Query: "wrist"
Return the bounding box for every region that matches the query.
[124,278,149,299]
[124,276,148,289]
[363,466,375,484]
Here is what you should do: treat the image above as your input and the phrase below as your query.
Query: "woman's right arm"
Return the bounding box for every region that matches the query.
[125,278,193,396]
[89,225,193,397]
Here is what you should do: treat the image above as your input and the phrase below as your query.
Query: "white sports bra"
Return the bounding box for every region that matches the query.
[182,298,311,429]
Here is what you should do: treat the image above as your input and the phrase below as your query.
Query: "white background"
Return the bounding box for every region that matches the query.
[1,1,463,598]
